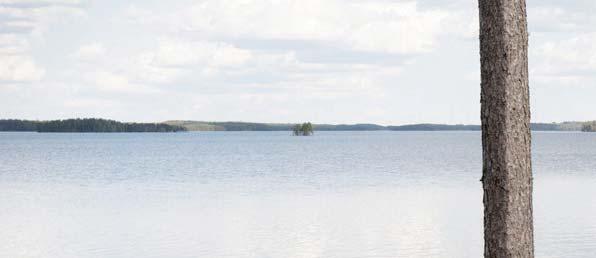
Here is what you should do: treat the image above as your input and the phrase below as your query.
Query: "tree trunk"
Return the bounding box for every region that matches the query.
[478,0,534,257]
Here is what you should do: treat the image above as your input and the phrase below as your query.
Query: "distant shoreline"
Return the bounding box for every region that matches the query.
[1,118,593,133]
[163,120,589,132]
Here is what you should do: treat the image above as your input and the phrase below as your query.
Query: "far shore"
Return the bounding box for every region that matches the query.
[2,118,594,132]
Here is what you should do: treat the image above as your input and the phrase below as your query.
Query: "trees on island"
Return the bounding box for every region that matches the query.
[293,122,313,136]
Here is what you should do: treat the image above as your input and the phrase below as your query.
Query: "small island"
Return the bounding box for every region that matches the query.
[293,122,314,136]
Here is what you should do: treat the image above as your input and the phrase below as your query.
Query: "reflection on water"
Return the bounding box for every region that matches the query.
[0,131,595,257]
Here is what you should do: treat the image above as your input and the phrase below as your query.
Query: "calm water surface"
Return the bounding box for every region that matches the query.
[0,131,595,257]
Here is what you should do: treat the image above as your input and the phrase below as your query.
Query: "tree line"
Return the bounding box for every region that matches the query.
[0,118,186,132]
[3,119,594,133]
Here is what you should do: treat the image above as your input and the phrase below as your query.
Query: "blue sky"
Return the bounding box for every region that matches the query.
[1,0,595,124]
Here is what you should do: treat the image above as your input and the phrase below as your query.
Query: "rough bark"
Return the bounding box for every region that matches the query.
[478,0,534,257]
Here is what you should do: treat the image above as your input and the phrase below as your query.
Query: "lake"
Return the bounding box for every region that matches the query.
[1,131,595,258]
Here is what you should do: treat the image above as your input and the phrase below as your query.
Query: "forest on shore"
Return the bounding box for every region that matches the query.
[0,118,185,132]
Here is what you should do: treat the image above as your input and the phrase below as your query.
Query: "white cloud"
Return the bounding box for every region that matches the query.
[127,53,187,84]
[73,42,105,61]
[532,33,596,86]
[0,0,85,84]
[183,0,449,54]
[528,3,596,33]
[0,55,44,82]
[108,39,254,85]
[147,39,252,68]
[87,71,158,94]
[0,0,86,36]
[0,34,29,54]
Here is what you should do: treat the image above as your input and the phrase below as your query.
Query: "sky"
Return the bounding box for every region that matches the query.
[0,0,595,125]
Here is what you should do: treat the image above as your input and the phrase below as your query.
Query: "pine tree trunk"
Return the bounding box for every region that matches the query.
[478,0,534,257]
